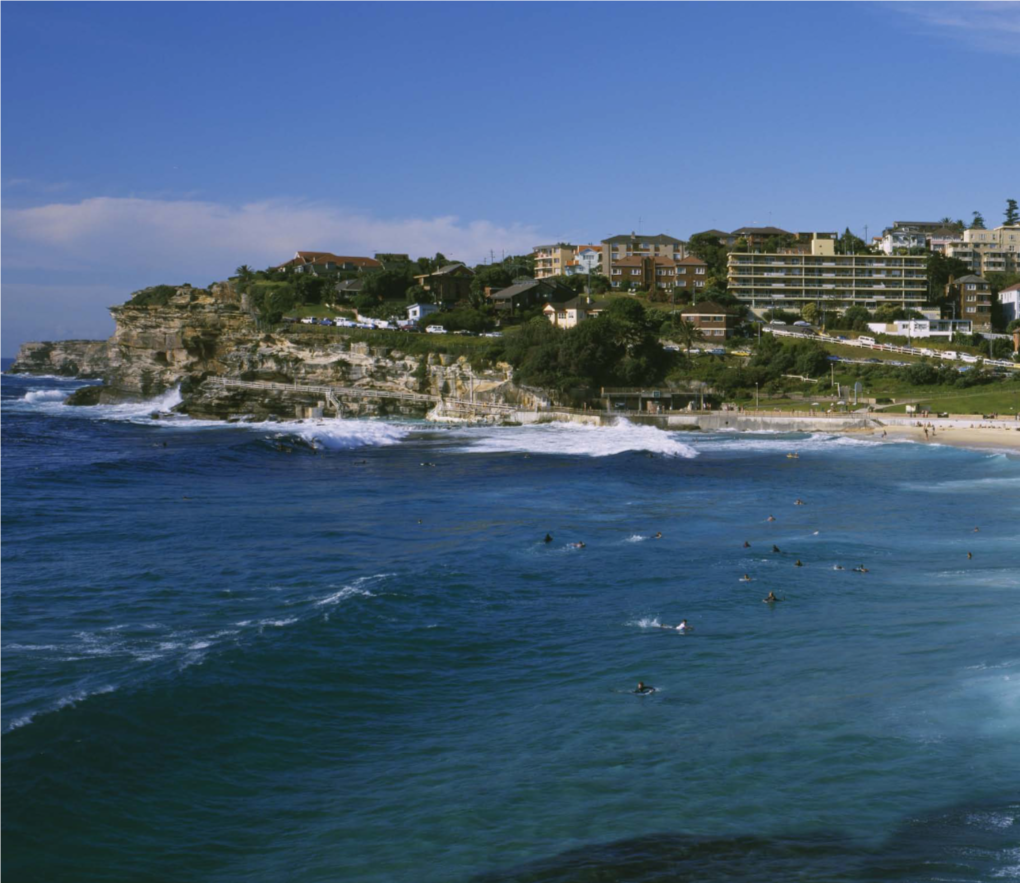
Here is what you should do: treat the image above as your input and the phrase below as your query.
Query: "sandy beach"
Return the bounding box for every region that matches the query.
[859,417,1020,454]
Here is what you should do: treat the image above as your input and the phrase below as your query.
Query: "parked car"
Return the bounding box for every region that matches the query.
[960,353,978,363]
[858,336,876,346]
[943,351,958,360]
[426,325,446,334]
[793,320,812,327]
[319,319,333,326]
[710,347,726,355]
[482,331,503,338]
[452,330,475,336]
[300,317,316,325]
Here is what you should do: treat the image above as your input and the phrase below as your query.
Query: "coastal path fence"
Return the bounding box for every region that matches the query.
[764,326,1018,370]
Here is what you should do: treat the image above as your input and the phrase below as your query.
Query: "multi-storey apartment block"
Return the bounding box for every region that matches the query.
[601,233,686,280]
[946,226,1020,276]
[947,274,993,332]
[533,244,577,280]
[727,236,927,310]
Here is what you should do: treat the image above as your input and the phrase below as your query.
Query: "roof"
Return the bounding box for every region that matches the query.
[602,232,684,245]
[578,244,602,252]
[676,255,707,266]
[490,280,548,300]
[954,274,987,284]
[335,278,365,292]
[679,301,734,316]
[693,229,730,239]
[730,226,792,236]
[420,262,473,277]
[544,297,610,311]
[999,281,1020,293]
[281,252,382,269]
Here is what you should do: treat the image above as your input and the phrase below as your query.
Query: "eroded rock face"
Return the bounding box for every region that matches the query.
[9,340,112,378]
[11,291,539,422]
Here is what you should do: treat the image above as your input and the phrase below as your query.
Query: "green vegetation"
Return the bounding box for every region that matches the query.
[127,285,180,306]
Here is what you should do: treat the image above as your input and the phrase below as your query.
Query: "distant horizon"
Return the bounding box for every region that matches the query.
[3,1,1018,354]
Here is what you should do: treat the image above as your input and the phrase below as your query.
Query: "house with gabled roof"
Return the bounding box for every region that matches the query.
[413,262,474,302]
[278,252,382,275]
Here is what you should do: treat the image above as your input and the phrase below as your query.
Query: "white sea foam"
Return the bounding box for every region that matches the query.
[293,418,410,451]
[451,418,699,458]
[693,432,882,454]
[631,617,663,629]
[625,534,648,543]
[23,389,70,403]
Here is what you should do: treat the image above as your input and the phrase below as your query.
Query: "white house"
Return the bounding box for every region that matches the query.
[878,228,926,254]
[866,319,972,339]
[563,246,602,276]
[998,282,1020,324]
[407,303,440,323]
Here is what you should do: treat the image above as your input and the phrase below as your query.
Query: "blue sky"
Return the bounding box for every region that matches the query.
[2,1,1019,354]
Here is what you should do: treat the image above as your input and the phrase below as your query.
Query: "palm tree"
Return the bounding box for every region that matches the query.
[235,265,255,294]
[673,318,706,360]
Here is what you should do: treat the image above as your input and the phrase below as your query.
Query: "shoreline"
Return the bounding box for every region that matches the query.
[854,421,1020,454]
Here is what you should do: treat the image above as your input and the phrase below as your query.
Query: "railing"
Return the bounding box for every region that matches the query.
[763,327,1018,369]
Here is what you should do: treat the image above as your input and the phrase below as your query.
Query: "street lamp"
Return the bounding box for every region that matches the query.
[755,382,759,410]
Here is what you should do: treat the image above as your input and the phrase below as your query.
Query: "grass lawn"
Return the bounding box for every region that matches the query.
[880,386,1020,415]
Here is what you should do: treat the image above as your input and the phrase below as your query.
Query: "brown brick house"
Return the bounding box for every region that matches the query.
[675,256,708,293]
[946,274,993,332]
[678,301,738,339]
[413,262,475,302]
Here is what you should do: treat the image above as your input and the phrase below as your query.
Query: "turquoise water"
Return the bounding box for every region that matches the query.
[3,367,1019,881]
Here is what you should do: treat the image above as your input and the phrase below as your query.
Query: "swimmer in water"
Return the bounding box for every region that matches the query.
[634,681,656,695]
[740,574,753,582]
[571,542,586,549]
[544,533,553,543]
[795,499,805,506]
[767,515,776,522]
[852,565,869,573]
[676,619,690,633]
[973,527,980,533]
[763,591,781,603]
[743,541,751,548]
[967,551,973,560]
[772,545,781,553]
[834,564,844,571]
[794,559,803,567]
[653,532,663,539]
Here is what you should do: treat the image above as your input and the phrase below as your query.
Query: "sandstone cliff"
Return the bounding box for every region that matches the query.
[10,285,543,423]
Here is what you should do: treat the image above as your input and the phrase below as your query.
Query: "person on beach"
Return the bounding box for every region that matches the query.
[763,591,781,603]
[634,681,656,695]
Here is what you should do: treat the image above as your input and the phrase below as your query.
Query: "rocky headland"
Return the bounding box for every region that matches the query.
[9,285,545,423]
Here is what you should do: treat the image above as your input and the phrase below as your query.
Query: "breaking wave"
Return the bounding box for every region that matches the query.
[23,389,70,403]
[451,418,699,458]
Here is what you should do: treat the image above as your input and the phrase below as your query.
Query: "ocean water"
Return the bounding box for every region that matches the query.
[3,365,1019,882]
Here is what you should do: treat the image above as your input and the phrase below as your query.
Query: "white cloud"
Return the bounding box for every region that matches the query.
[890,1,1020,56]
[2,196,543,277]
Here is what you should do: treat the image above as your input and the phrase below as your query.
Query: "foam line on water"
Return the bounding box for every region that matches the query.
[450,418,699,458]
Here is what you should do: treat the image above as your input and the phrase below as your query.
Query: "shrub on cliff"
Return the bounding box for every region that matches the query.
[128,285,179,306]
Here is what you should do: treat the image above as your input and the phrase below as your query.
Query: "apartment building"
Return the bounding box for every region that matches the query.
[727,235,927,310]
[563,246,602,276]
[946,225,1020,276]
[675,256,708,293]
[947,274,993,332]
[533,244,577,280]
[877,225,927,254]
[601,233,686,279]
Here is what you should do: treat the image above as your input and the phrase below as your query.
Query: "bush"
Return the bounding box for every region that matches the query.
[128,285,179,306]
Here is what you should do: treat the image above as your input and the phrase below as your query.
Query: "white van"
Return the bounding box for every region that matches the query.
[858,336,876,346]
[426,325,446,334]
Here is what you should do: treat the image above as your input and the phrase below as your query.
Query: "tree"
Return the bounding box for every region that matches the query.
[686,232,729,279]
[672,318,706,360]
[362,267,415,302]
[1005,199,1019,226]
[971,211,986,230]
[927,251,971,305]
[470,264,513,298]
[800,302,819,324]
[838,227,869,255]
[235,265,255,295]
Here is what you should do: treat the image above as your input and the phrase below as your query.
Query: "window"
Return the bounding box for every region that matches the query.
[696,267,706,274]
[631,269,641,275]
[966,284,976,290]
[966,306,976,313]
[612,269,621,275]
